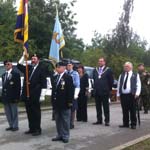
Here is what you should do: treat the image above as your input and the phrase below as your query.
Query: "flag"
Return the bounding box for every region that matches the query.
[49,9,65,62]
[14,0,28,53]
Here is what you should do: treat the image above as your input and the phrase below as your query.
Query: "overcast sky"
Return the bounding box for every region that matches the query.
[63,0,150,46]
[16,0,150,46]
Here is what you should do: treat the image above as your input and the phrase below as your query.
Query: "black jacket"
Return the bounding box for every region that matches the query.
[93,66,114,95]
[17,63,47,101]
[2,70,21,103]
[52,73,74,110]
[79,73,89,96]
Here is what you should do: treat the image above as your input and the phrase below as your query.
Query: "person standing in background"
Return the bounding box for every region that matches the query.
[138,63,150,114]
[66,61,80,129]
[2,60,21,131]
[77,65,89,122]
[93,57,114,126]
[117,62,141,129]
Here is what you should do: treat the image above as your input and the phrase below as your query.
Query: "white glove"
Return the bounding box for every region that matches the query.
[18,55,25,64]
[18,52,27,64]
[40,89,46,102]
[74,88,80,99]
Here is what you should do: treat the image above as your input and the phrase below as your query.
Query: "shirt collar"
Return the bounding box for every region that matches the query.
[99,66,105,70]
[7,68,12,74]
[126,70,133,74]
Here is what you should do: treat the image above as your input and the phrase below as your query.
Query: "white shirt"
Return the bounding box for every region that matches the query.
[117,70,141,96]
[29,63,39,80]
[57,72,65,85]
[7,68,12,79]
[99,66,105,73]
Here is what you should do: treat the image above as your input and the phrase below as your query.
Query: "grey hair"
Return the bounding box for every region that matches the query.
[124,61,133,69]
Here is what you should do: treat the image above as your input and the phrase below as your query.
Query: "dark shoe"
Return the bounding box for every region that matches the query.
[12,127,19,131]
[77,119,82,122]
[52,137,62,141]
[131,125,136,129]
[105,123,110,126]
[62,139,69,143]
[32,131,41,136]
[93,121,102,125]
[24,130,34,134]
[83,120,87,122]
[5,127,13,131]
[119,125,129,128]
[144,111,148,114]
[70,124,74,129]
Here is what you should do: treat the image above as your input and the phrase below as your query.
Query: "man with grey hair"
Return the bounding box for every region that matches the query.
[117,62,141,129]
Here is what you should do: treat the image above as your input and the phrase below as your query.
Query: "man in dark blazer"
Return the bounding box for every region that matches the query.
[17,53,47,136]
[51,62,74,143]
[93,57,114,126]
[2,60,21,131]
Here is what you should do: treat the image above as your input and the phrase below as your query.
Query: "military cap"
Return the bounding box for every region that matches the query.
[55,62,66,68]
[66,61,73,65]
[31,53,40,59]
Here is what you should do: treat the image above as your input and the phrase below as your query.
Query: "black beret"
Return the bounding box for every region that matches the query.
[31,53,40,59]
[56,62,66,67]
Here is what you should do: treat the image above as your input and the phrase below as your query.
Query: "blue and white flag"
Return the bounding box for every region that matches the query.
[49,9,65,62]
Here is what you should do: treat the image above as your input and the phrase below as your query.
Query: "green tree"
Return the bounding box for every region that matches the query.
[28,0,84,58]
[0,0,21,61]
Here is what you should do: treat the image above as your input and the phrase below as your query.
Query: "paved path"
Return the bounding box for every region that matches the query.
[0,104,150,150]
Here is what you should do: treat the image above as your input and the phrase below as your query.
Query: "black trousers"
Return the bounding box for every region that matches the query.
[120,94,137,126]
[77,95,88,122]
[95,94,110,123]
[25,100,41,132]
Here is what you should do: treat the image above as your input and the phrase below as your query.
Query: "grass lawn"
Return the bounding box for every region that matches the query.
[123,138,150,150]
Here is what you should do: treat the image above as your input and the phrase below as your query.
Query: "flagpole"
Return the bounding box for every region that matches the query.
[14,0,30,98]
[24,50,30,98]
[24,0,30,98]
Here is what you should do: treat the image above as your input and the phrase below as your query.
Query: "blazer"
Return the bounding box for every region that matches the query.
[2,69,21,103]
[93,66,114,95]
[17,63,47,101]
[52,72,74,110]
[79,73,89,96]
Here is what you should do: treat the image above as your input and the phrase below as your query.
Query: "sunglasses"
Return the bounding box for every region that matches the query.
[5,63,11,66]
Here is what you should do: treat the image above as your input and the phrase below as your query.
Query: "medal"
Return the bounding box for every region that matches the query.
[98,75,101,79]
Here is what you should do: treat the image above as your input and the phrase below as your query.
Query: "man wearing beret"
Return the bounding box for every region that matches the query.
[2,60,21,131]
[17,53,47,136]
[51,62,74,143]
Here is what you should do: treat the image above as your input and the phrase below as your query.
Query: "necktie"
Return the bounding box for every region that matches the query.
[4,72,8,82]
[56,74,60,86]
[29,66,35,80]
[123,72,129,89]
[99,67,103,75]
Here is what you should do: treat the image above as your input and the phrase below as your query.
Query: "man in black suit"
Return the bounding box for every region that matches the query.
[17,53,47,136]
[93,57,114,126]
[51,62,74,143]
[2,60,21,131]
